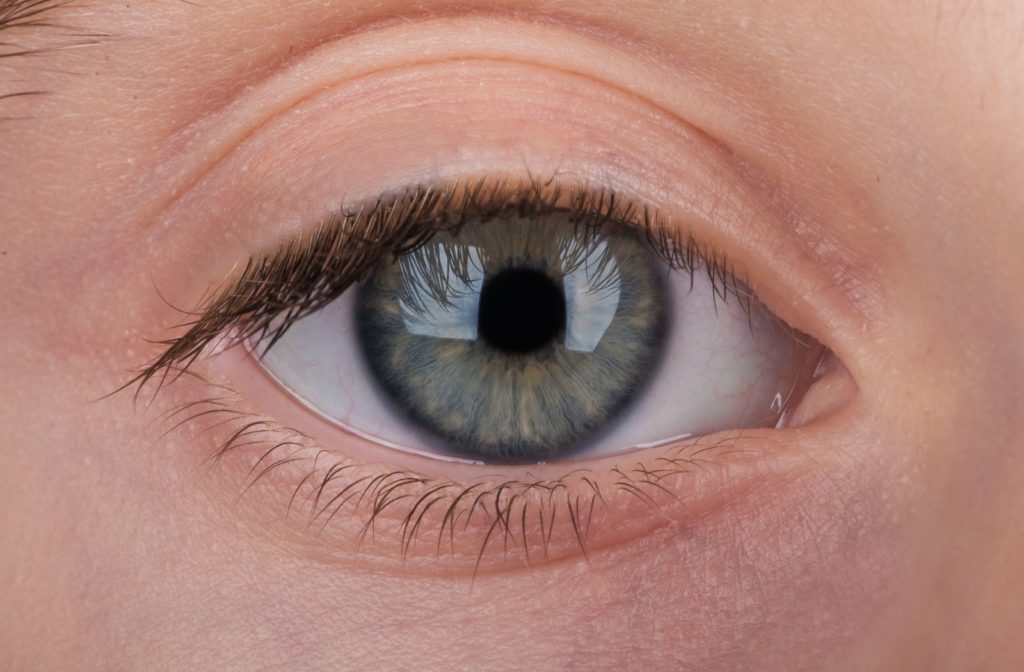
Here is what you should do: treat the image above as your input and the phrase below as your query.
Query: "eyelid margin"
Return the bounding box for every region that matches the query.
[139,356,846,577]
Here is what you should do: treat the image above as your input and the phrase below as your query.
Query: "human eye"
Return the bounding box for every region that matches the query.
[121,22,862,574]
[235,178,821,465]
[131,176,841,573]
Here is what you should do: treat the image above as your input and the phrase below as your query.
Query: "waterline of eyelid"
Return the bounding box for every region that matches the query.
[247,336,704,466]
[143,373,814,575]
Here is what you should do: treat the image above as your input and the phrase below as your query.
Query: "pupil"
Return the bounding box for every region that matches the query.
[477,267,566,353]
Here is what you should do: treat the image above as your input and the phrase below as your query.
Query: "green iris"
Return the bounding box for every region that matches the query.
[356,213,667,462]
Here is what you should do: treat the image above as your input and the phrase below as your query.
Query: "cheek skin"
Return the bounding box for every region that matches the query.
[218,458,904,671]
[0,368,911,671]
[0,310,912,671]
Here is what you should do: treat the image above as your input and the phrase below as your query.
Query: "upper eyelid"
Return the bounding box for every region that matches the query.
[9,7,886,354]
[145,16,720,233]
[143,131,866,397]
[118,22,879,385]
[126,175,758,396]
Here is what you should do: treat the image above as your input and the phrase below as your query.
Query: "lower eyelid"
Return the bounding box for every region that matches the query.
[138,346,856,575]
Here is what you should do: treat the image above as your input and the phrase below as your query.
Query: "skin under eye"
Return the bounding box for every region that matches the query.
[258,206,820,464]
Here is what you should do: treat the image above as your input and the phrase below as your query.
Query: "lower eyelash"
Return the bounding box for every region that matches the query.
[146,368,746,575]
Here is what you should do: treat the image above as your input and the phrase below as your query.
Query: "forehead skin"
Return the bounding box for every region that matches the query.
[1,1,1023,670]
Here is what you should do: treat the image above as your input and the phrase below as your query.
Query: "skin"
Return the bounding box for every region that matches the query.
[1,0,1022,669]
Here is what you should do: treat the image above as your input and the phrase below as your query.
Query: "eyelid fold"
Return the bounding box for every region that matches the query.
[147,52,871,380]
[149,15,721,213]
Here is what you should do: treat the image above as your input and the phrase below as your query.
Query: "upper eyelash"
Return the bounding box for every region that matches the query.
[126,173,754,395]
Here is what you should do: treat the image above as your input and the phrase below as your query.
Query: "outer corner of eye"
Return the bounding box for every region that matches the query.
[237,189,833,468]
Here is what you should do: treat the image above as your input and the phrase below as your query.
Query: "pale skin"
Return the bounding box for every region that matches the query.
[1,0,1022,670]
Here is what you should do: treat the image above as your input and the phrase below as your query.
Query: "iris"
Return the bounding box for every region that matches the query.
[356,213,667,462]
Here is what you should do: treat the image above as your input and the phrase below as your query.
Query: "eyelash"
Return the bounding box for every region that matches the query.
[151,371,747,573]
[127,174,757,394]
[121,173,797,572]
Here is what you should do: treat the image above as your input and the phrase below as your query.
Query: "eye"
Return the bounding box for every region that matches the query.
[250,184,821,464]
[112,23,867,575]
[129,174,846,569]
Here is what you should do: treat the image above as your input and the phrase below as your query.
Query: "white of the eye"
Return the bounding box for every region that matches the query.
[583,272,801,456]
[259,289,436,454]
[258,262,804,461]
[563,240,621,353]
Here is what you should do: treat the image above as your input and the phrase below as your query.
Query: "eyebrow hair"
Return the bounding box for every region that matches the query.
[1,0,70,43]
[0,0,106,114]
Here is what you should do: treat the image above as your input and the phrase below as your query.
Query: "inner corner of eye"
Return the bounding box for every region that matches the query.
[244,193,821,466]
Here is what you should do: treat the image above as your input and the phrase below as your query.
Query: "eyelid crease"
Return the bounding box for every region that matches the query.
[160,6,667,130]
[140,14,727,241]
[124,174,763,399]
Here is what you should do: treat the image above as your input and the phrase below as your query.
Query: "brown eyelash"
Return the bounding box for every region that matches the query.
[153,371,746,577]
[124,173,753,397]
[120,175,786,572]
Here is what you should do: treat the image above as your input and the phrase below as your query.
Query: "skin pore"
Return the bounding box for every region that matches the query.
[1,0,1022,670]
